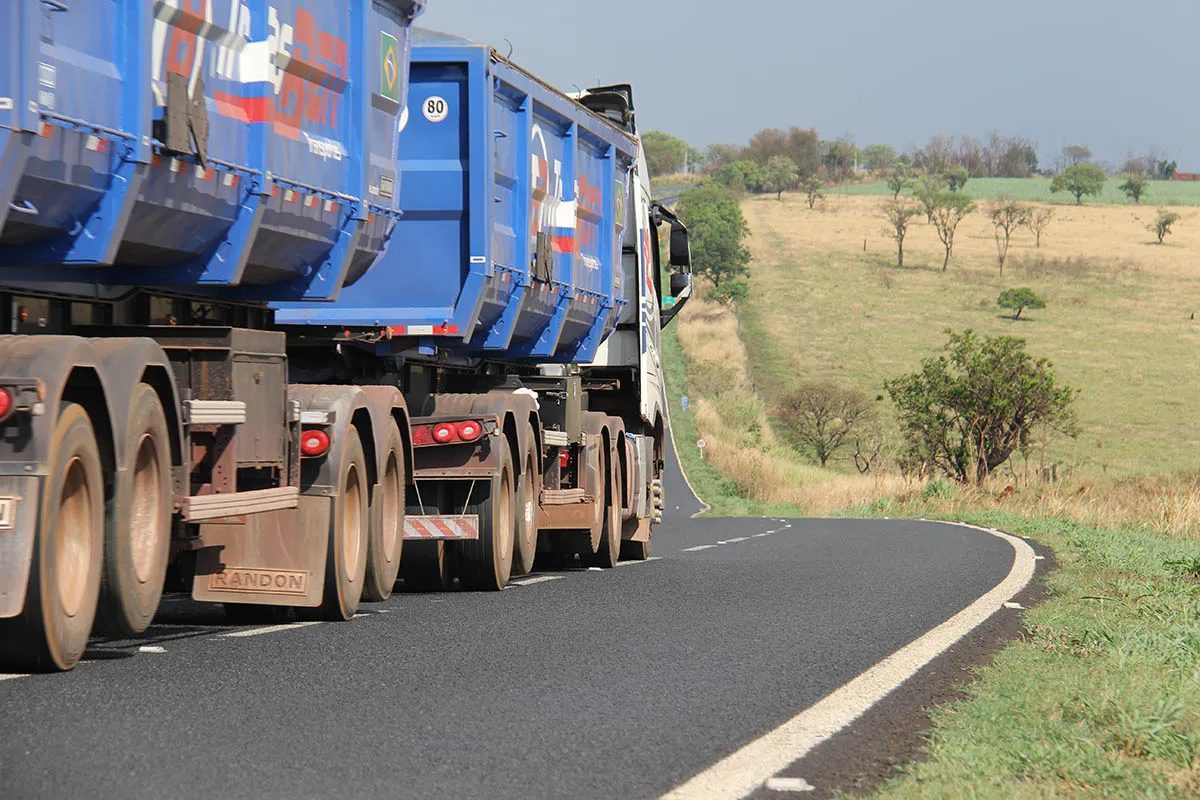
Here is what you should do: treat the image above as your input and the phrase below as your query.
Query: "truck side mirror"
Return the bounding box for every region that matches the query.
[670,271,689,298]
[669,219,691,269]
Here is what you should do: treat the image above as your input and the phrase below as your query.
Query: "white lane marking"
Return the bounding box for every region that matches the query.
[138,645,167,654]
[660,522,1037,800]
[222,621,322,638]
[510,575,565,586]
[765,776,814,792]
[725,537,750,544]
[0,673,30,682]
[616,557,663,568]
[753,533,773,539]
[682,545,718,552]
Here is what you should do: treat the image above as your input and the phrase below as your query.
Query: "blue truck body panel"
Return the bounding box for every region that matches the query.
[0,0,423,300]
[275,31,639,364]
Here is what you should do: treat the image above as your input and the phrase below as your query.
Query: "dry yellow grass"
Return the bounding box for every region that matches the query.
[673,190,1200,528]
[738,192,1200,481]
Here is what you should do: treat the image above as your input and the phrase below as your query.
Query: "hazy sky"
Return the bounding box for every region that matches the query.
[420,0,1200,168]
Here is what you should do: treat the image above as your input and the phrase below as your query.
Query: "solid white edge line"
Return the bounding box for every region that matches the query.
[664,400,712,518]
[0,673,30,682]
[222,621,322,638]
[660,522,1037,800]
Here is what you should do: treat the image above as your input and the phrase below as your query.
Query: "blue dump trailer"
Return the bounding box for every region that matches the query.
[0,5,692,672]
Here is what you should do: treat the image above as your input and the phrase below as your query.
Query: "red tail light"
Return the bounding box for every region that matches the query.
[457,420,483,442]
[0,388,13,422]
[301,429,331,458]
[433,423,458,443]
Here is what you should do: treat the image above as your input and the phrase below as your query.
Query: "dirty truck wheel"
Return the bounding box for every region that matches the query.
[457,437,514,591]
[591,447,621,569]
[363,423,405,602]
[95,384,172,636]
[0,403,104,672]
[303,426,369,621]
[512,424,539,577]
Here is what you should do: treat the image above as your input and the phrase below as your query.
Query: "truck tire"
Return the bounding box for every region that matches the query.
[457,437,514,591]
[398,540,453,592]
[95,384,172,636]
[301,425,369,621]
[0,403,104,672]
[363,422,406,602]
[620,534,652,561]
[512,423,539,577]
[591,446,622,569]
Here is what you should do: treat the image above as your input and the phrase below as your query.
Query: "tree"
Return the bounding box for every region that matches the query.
[944,165,970,192]
[677,183,752,301]
[863,144,896,172]
[880,199,921,268]
[885,330,1078,483]
[930,192,977,271]
[776,382,875,468]
[744,127,820,177]
[1118,173,1149,204]
[997,288,1046,319]
[914,173,947,222]
[801,175,824,209]
[821,137,858,183]
[1050,163,1106,205]
[762,155,799,200]
[713,160,764,194]
[642,131,689,177]
[1062,144,1093,166]
[1026,207,1055,248]
[1148,209,1182,243]
[886,165,914,199]
[988,199,1028,275]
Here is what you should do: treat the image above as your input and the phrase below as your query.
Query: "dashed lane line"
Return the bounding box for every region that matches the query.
[0,673,30,682]
[616,557,663,568]
[682,545,718,553]
[222,621,322,639]
[510,575,566,586]
[661,522,1038,800]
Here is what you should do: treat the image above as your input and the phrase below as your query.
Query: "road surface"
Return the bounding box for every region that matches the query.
[0,433,1032,799]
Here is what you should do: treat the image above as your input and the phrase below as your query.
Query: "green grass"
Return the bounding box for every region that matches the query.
[831,177,1200,207]
[842,506,1200,798]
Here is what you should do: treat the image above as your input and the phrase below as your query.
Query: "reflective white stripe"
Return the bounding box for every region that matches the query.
[403,515,479,540]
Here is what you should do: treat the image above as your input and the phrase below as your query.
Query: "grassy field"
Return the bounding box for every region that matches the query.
[734,192,1200,483]
[830,177,1200,207]
[664,183,1200,797]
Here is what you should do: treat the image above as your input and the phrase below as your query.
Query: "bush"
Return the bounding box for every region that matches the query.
[998,287,1047,319]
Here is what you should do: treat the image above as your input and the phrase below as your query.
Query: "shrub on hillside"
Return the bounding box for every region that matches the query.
[886,329,1078,484]
[775,381,875,468]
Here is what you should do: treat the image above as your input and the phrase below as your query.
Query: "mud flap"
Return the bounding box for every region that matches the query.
[192,495,332,608]
[0,476,40,619]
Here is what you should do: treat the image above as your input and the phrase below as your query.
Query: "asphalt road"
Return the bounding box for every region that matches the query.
[0,432,1021,800]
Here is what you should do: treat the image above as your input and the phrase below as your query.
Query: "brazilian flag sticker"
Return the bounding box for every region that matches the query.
[381,32,400,104]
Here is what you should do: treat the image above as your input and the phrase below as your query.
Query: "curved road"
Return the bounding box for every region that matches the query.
[0,433,1027,799]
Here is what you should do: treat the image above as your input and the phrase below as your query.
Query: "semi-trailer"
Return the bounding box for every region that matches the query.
[0,1,692,672]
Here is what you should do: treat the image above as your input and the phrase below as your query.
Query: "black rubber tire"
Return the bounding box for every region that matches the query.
[512,424,539,577]
[457,437,515,591]
[0,403,104,672]
[591,444,622,569]
[300,425,369,621]
[363,422,406,602]
[398,540,454,592]
[620,533,652,561]
[95,384,172,636]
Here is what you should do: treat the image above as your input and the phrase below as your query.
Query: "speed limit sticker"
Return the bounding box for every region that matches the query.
[423,96,449,123]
